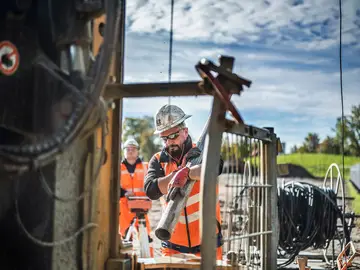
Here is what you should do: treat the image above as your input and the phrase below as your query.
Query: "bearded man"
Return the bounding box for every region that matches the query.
[144,104,224,260]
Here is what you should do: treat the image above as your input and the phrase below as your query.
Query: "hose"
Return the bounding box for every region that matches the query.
[277,181,349,268]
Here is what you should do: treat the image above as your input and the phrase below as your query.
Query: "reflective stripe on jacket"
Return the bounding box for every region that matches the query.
[154,147,222,248]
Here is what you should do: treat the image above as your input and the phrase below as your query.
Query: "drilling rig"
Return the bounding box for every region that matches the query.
[0,1,119,269]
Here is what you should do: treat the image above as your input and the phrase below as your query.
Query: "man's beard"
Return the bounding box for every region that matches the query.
[167,144,183,160]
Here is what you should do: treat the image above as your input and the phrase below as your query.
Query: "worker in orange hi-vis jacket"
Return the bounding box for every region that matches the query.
[144,104,224,260]
[118,138,153,256]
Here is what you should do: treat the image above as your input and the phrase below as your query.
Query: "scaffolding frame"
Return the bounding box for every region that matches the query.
[100,0,279,269]
[199,99,278,269]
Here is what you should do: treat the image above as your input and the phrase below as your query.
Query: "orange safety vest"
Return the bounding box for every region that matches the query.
[118,161,152,237]
[154,146,223,259]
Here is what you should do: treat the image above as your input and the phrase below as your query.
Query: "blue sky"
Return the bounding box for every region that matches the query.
[121,0,360,153]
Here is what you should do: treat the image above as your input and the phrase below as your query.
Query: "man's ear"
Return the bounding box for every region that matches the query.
[183,127,189,137]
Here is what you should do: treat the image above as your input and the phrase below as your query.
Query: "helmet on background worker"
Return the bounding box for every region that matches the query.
[145,104,224,260]
[123,138,140,163]
[123,138,140,149]
[119,137,153,255]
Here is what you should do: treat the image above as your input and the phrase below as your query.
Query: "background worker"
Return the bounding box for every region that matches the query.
[119,138,152,249]
[144,104,224,260]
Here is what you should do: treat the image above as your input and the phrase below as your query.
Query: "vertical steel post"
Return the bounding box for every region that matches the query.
[200,95,226,270]
[109,0,126,258]
[263,128,278,269]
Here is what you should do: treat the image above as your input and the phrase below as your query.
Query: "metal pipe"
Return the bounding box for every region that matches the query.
[225,184,272,188]
[223,231,273,242]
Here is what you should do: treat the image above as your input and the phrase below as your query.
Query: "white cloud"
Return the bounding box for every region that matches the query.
[119,0,360,151]
[125,0,360,50]
[124,33,359,118]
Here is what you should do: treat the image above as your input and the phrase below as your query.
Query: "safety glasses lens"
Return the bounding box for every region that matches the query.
[161,132,180,141]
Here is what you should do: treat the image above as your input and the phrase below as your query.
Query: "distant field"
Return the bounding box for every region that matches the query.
[277,153,360,179]
[277,153,360,214]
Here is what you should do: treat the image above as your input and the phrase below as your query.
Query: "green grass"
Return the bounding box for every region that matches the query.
[277,153,360,214]
[277,153,360,180]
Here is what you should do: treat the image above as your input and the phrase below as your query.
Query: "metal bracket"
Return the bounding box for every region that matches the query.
[337,241,360,270]
[195,55,252,124]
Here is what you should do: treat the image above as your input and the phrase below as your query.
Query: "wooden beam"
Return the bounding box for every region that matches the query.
[104,81,205,99]
[108,0,126,259]
[200,96,226,270]
[93,14,113,270]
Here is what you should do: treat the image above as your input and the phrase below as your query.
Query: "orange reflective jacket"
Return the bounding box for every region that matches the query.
[118,161,151,237]
[154,147,222,259]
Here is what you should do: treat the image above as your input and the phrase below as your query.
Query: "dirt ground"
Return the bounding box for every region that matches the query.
[146,174,360,265]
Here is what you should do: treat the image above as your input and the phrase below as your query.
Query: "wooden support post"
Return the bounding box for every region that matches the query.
[109,0,126,259]
[92,15,114,269]
[263,128,278,269]
[200,95,226,270]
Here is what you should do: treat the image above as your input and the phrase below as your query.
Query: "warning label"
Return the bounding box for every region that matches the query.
[0,41,20,76]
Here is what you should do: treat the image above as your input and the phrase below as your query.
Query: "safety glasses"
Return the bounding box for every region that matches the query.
[160,129,182,142]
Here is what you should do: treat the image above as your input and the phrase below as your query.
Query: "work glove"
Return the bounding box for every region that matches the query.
[181,147,202,167]
[166,165,190,201]
[168,166,190,189]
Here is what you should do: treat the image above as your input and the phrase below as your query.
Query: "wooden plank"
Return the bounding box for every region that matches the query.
[104,81,204,99]
[200,96,226,270]
[93,14,113,270]
[137,261,241,269]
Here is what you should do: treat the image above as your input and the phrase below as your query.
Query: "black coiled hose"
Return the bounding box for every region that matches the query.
[277,181,348,268]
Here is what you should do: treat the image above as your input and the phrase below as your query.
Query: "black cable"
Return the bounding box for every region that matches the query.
[38,110,107,203]
[277,182,340,268]
[338,0,347,248]
[167,0,175,107]
[168,0,174,84]
[14,123,106,247]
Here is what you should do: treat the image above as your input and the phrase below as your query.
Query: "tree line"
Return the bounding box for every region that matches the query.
[122,116,162,161]
[121,104,360,161]
[290,104,360,156]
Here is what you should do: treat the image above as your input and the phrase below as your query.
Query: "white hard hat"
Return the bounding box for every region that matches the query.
[123,138,139,149]
[154,104,191,134]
